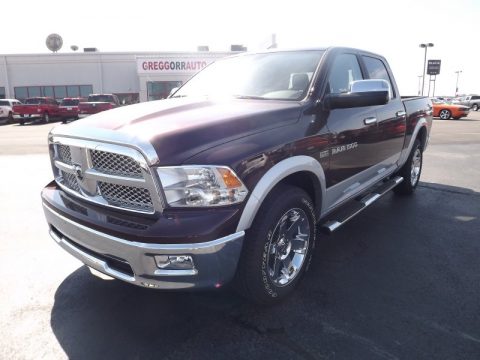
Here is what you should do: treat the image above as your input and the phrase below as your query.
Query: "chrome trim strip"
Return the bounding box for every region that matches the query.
[84,169,147,187]
[154,269,198,276]
[236,155,326,232]
[49,125,159,165]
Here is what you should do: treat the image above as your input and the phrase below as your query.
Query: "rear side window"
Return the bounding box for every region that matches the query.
[327,54,363,94]
[472,96,480,100]
[362,56,395,98]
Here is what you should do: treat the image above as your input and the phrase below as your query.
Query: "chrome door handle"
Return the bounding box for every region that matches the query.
[364,117,377,125]
[396,110,406,117]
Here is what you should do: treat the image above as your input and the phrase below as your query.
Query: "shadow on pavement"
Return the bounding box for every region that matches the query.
[50,182,480,360]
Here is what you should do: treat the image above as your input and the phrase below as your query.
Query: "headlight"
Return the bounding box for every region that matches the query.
[157,166,248,207]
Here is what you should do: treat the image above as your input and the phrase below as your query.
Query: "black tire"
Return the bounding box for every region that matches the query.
[394,139,423,195]
[472,104,478,111]
[43,112,50,123]
[7,112,13,124]
[235,184,317,304]
[439,109,451,120]
[19,119,25,126]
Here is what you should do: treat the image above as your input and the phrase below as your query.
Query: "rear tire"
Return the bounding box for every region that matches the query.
[235,185,317,304]
[394,139,423,195]
[439,109,451,120]
[7,112,13,124]
[472,104,478,111]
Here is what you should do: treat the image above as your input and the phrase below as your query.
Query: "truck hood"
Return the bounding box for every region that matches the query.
[64,97,303,165]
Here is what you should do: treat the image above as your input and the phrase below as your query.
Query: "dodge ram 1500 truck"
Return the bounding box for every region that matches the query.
[42,47,432,304]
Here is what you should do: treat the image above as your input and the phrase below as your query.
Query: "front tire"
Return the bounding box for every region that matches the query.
[43,112,50,123]
[439,109,451,120]
[235,185,317,304]
[394,139,423,195]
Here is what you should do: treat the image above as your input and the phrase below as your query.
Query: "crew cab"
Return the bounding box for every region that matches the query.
[58,97,86,123]
[42,47,432,304]
[78,94,120,117]
[13,97,60,124]
[0,99,22,123]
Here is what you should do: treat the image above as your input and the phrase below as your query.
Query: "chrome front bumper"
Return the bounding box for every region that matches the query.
[43,203,245,289]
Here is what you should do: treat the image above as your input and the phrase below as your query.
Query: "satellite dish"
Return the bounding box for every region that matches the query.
[46,34,63,52]
[70,45,79,51]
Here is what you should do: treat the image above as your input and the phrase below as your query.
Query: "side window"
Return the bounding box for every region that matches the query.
[362,56,395,98]
[327,54,363,94]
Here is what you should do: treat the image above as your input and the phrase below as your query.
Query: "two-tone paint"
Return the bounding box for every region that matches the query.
[41,47,433,289]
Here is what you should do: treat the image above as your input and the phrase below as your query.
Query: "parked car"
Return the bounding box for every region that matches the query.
[0,99,22,123]
[457,95,480,111]
[58,97,86,123]
[431,98,470,119]
[42,47,432,304]
[78,94,120,117]
[12,97,61,125]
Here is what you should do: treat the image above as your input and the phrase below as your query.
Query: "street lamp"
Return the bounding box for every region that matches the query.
[454,70,462,96]
[419,43,434,96]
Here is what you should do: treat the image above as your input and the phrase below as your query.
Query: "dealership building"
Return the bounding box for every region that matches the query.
[0,50,233,104]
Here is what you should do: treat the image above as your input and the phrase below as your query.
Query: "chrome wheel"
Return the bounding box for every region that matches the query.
[44,113,50,123]
[410,148,422,186]
[267,208,310,287]
[473,104,478,111]
[439,110,451,120]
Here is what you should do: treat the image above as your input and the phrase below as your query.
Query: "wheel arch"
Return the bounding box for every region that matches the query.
[236,155,326,232]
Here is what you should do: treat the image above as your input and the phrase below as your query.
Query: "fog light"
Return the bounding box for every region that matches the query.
[154,255,195,270]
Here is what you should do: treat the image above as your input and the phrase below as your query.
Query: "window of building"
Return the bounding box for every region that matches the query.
[14,85,93,102]
[362,56,396,98]
[147,81,182,101]
[0,87,5,99]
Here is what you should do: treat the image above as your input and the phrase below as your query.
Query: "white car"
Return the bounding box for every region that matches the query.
[0,99,22,123]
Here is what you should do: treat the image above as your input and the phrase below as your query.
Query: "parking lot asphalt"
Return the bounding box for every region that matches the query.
[0,113,479,359]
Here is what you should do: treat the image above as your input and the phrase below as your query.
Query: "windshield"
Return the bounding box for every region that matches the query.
[25,98,45,104]
[88,95,114,103]
[61,99,80,106]
[173,51,324,101]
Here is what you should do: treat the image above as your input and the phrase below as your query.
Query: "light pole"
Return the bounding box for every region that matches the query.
[454,70,462,96]
[417,75,423,95]
[419,43,434,96]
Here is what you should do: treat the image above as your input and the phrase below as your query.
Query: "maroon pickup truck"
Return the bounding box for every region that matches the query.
[78,94,120,117]
[42,47,432,304]
[13,97,61,124]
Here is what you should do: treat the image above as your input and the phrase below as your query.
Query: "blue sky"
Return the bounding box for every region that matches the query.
[2,0,479,96]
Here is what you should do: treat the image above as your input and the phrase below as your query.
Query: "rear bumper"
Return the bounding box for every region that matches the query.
[43,203,245,289]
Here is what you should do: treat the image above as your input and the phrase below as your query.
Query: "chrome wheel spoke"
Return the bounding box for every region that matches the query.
[267,207,310,287]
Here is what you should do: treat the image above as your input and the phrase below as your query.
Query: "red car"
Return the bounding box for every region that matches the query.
[78,94,120,117]
[12,97,61,125]
[59,97,86,123]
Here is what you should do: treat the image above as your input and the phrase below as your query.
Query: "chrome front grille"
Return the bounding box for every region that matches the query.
[51,139,161,214]
[91,150,143,178]
[99,182,153,211]
[57,145,72,165]
[61,170,81,192]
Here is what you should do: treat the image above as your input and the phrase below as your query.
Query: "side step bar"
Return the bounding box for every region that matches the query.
[321,176,403,234]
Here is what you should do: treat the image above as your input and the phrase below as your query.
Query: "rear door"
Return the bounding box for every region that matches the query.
[360,55,406,169]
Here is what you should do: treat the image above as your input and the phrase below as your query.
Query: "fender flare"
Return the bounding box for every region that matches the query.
[398,118,429,167]
[235,155,326,232]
